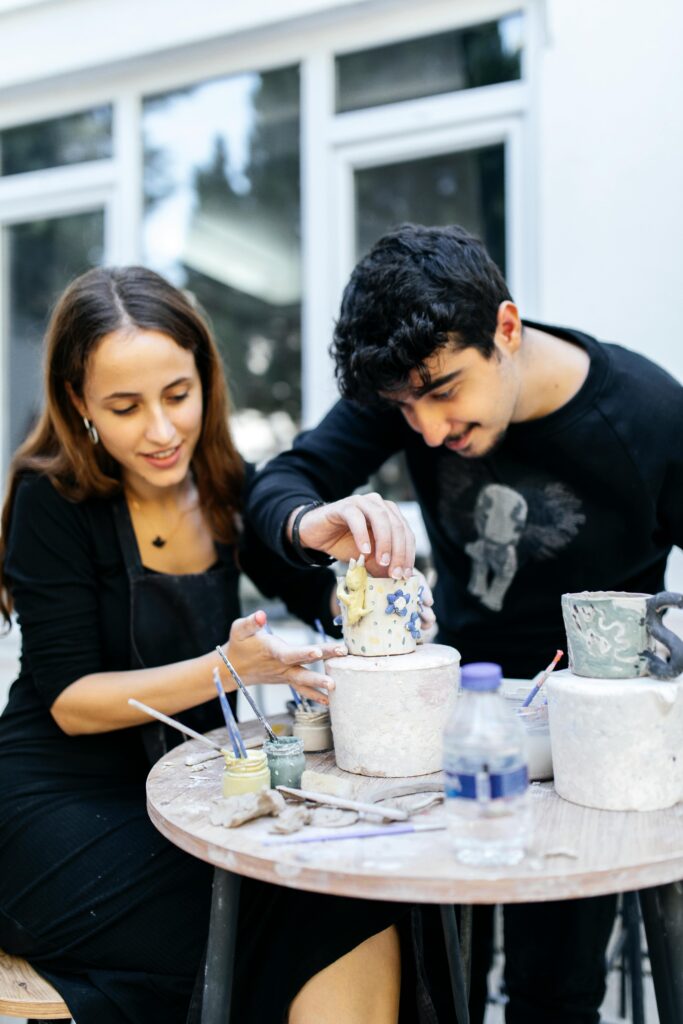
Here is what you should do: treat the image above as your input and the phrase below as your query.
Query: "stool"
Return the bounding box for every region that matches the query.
[0,948,70,1020]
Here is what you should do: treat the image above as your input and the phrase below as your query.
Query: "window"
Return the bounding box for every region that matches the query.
[335,13,523,113]
[0,106,113,176]
[142,66,301,464]
[7,211,105,457]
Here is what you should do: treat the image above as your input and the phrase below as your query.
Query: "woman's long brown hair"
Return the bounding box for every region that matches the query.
[0,266,245,628]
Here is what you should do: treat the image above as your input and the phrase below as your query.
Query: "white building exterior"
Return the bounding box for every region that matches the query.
[0,0,681,581]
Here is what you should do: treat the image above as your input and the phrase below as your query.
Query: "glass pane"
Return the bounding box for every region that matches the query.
[356,144,506,273]
[0,107,113,176]
[336,13,523,113]
[7,210,105,458]
[355,143,506,502]
[142,66,301,465]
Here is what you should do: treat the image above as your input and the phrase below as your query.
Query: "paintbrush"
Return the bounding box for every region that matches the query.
[314,618,327,640]
[264,621,313,712]
[128,698,221,750]
[214,646,279,743]
[276,785,408,821]
[213,668,247,757]
[262,822,446,846]
[521,649,563,707]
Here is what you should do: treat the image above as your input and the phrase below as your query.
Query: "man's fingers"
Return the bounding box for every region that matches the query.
[420,606,436,627]
[338,504,373,556]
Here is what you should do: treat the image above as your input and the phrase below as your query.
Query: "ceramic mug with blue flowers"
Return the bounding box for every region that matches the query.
[337,573,422,656]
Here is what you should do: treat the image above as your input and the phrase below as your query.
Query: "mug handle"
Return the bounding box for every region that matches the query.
[643,592,683,679]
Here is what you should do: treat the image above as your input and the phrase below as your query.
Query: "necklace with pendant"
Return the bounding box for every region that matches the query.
[128,490,199,548]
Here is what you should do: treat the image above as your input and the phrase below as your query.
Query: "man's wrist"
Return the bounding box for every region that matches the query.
[288,501,335,567]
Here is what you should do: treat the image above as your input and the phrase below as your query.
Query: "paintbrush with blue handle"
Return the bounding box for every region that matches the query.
[213,667,247,757]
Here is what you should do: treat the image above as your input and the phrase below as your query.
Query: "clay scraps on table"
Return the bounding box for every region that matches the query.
[210,789,285,828]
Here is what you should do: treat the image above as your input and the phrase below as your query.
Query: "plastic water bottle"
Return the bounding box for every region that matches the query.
[444,662,530,865]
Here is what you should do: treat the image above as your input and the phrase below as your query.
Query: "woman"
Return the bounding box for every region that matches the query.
[0,267,406,1024]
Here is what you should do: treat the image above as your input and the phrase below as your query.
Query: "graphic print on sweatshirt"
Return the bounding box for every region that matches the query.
[437,460,586,612]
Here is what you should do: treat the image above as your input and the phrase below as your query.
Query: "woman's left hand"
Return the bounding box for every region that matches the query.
[222,610,345,705]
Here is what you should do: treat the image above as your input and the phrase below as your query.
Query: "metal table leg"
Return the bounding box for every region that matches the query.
[440,905,470,1024]
[640,881,683,1024]
[622,891,645,1024]
[201,868,241,1024]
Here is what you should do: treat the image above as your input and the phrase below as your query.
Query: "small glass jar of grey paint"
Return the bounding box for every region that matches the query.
[264,736,306,789]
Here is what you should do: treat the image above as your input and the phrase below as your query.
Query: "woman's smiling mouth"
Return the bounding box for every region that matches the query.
[140,444,182,468]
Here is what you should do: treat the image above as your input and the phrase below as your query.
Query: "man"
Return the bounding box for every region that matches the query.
[247,223,683,1022]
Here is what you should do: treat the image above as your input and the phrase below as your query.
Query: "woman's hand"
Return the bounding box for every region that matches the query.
[289,494,416,578]
[221,610,345,705]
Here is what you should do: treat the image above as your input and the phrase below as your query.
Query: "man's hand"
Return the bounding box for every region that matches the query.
[288,494,416,578]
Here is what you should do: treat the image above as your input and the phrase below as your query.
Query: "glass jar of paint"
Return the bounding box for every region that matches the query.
[292,708,334,752]
[264,736,306,789]
[221,749,271,797]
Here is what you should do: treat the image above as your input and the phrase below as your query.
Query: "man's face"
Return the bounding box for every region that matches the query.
[379,312,522,458]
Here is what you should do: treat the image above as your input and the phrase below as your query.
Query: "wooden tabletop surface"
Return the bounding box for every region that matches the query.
[146,715,683,904]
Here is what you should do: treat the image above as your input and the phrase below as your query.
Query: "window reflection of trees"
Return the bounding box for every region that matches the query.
[336,15,523,113]
[0,107,112,176]
[143,67,301,463]
[8,212,104,457]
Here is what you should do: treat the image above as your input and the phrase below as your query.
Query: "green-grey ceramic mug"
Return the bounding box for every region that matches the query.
[561,590,683,680]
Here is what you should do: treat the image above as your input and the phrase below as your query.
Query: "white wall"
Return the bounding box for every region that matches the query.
[537,0,683,381]
[0,0,387,94]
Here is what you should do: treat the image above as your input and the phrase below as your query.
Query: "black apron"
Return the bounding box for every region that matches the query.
[112,496,240,762]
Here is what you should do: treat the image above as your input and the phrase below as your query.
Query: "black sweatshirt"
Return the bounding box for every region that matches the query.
[247,323,683,677]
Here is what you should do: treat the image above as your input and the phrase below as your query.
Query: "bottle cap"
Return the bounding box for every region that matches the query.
[460,662,503,692]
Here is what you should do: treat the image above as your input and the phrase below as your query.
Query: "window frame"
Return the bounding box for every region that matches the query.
[0,0,542,481]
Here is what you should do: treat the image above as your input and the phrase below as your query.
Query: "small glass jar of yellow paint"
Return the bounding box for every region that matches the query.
[221,749,271,797]
[264,736,305,789]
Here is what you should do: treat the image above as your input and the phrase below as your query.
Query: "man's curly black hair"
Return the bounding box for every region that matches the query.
[331,223,512,405]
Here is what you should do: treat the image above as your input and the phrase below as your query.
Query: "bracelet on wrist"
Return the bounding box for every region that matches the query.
[290,502,335,567]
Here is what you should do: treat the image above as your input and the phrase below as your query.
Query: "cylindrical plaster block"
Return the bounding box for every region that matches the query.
[327,643,460,777]
[547,669,683,811]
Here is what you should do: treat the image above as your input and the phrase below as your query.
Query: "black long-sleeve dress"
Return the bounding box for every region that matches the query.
[0,470,407,1024]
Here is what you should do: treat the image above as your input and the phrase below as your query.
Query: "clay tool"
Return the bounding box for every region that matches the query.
[521,649,563,707]
[214,646,279,743]
[128,698,221,750]
[213,668,247,758]
[277,785,409,822]
[263,821,445,845]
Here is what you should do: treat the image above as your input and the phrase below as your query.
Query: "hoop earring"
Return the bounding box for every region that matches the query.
[83,417,99,445]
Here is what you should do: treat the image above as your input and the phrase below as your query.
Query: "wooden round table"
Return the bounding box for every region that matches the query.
[147,717,683,1024]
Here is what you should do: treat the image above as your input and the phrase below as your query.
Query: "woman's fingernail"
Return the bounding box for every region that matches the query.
[391,567,404,579]
[334,646,347,656]
[380,552,391,566]
[361,542,371,554]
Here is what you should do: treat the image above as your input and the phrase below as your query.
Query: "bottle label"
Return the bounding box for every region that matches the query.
[445,765,528,801]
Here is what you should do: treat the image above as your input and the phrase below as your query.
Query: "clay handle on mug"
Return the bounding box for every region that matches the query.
[643,591,683,679]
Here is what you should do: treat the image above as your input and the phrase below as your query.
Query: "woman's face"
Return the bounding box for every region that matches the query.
[76,327,203,496]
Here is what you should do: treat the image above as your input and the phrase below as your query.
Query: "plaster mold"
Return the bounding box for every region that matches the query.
[327,643,460,777]
[547,669,683,811]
